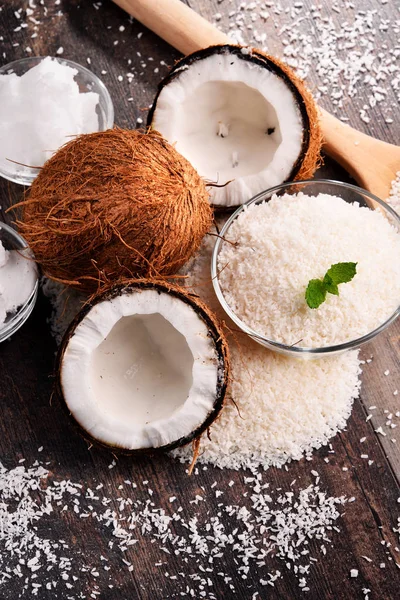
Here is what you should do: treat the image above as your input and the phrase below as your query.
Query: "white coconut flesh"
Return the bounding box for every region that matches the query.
[60,289,220,450]
[152,53,304,207]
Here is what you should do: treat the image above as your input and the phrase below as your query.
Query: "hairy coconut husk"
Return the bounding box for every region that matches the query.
[56,278,231,457]
[148,44,323,206]
[16,129,213,292]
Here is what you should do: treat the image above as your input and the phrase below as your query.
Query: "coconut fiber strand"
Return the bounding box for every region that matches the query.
[17,128,212,293]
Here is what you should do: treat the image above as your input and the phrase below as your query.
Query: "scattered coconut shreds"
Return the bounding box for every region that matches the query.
[215,2,399,125]
[172,234,362,470]
[394,516,400,542]
[350,568,359,578]
[0,457,348,598]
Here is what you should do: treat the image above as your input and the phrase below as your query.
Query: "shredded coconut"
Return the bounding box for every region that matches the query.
[0,457,348,598]
[217,193,400,347]
[350,568,359,578]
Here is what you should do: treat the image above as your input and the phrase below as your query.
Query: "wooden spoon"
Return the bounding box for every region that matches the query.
[113,0,400,201]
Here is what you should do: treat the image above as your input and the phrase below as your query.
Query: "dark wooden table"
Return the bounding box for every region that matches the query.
[0,1,399,599]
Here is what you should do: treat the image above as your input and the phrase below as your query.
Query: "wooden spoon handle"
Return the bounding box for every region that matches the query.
[112,0,229,55]
[320,107,400,200]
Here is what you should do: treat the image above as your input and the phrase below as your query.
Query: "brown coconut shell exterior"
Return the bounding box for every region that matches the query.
[55,279,230,456]
[16,128,213,293]
[147,44,322,207]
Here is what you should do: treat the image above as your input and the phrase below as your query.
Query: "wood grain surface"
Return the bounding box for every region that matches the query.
[0,1,399,599]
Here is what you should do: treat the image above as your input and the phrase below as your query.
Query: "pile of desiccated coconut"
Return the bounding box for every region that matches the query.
[0,457,350,599]
[174,180,400,469]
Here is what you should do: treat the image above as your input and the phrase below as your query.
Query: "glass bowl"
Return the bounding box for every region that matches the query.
[211,179,400,359]
[0,221,39,343]
[0,56,114,186]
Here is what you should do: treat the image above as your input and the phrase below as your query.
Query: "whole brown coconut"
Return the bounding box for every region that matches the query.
[17,128,213,292]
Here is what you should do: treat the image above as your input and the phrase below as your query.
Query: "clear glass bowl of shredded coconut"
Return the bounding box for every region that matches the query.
[0,222,39,342]
[0,56,114,186]
[212,179,400,358]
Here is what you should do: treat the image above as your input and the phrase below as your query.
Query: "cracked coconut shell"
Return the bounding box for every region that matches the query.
[148,44,322,208]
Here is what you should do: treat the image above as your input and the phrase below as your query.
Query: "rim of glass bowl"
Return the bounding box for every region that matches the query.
[0,221,39,343]
[0,56,114,186]
[211,178,400,357]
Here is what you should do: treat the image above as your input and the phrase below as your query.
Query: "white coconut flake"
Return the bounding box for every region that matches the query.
[0,455,350,597]
[350,569,359,578]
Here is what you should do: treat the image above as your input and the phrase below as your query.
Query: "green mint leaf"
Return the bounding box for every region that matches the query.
[306,261,357,309]
[322,274,339,296]
[305,279,328,309]
[324,262,357,285]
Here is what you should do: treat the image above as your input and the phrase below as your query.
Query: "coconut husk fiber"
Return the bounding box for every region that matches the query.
[16,128,213,293]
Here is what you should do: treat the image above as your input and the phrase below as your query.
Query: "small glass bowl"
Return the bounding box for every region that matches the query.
[0,56,114,186]
[212,179,400,359]
[0,222,39,343]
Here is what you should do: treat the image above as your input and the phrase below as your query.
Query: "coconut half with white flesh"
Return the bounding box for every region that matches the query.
[57,281,229,453]
[148,45,322,208]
